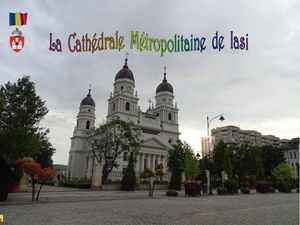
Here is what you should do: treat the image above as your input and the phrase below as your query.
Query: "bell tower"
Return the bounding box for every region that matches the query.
[107,56,139,122]
[67,88,96,179]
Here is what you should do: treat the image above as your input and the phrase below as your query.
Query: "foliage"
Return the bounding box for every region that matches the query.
[249,175,256,187]
[240,187,250,194]
[240,182,250,189]
[212,141,227,175]
[255,156,265,181]
[184,152,200,180]
[121,152,136,191]
[212,141,284,182]
[140,164,164,197]
[16,158,57,201]
[217,187,228,195]
[223,148,233,179]
[59,178,91,189]
[89,117,141,183]
[184,180,201,196]
[261,145,285,177]
[168,140,193,190]
[224,179,238,194]
[271,162,293,184]
[166,189,178,196]
[0,76,55,166]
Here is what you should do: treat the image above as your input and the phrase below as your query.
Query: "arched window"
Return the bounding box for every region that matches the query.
[113,103,116,111]
[125,102,130,111]
[168,112,172,121]
[86,120,90,129]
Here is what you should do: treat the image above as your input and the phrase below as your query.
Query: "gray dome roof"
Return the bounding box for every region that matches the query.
[80,89,95,107]
[115,58,134,81]
[156,73,173,94]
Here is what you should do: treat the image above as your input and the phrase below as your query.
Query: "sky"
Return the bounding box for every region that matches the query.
[0,0,299,164]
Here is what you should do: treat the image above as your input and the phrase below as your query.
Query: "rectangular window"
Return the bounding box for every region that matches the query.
[290,152,293,159]
[294,152,297,159]
[144,158,147,169]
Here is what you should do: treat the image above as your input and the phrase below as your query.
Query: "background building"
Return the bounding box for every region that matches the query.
[281,137,299,178]
[211,125,281,147]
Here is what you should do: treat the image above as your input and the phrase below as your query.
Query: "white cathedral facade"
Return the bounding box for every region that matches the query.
[67,58,180,181]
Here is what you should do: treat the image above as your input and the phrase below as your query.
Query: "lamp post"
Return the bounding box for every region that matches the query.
[206,114,225,195]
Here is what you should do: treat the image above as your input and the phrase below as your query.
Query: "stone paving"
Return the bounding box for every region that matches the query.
[0,187,299,225]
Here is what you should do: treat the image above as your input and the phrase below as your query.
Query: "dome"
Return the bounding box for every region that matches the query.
[80,89,95,107]
[114,58,134,81]
[156,72,173,94]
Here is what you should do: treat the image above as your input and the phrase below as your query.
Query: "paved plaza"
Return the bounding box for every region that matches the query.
[0,187,299,225]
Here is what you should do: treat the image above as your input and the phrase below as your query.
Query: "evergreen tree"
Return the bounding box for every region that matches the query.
[121,152,136,191]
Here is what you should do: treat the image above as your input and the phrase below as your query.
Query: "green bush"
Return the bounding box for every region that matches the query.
[59,178,91,189]
[166,189,178,196]
[217,187,228,195]
[240,187,250,194]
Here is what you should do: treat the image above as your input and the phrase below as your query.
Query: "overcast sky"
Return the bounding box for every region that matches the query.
[0,0,299,164]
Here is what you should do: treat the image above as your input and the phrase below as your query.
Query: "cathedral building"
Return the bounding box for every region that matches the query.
[67,58,180,181]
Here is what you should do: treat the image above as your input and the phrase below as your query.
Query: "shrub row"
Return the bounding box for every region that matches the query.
[59,178,91,189]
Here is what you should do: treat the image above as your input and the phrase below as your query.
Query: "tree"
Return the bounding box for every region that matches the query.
[168,140,193,190]
[35,129,55,167]
[184,152,200,180]
[261,145,285,177]
[212,141,227,175]
[256,156,265,181]
[0,76,55,166]
[89,117,141,183]
[223,148,233,179]
[271,162,293,184]
[121,152,136,191]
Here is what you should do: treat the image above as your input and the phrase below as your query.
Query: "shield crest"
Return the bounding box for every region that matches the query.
[10,36,25,52]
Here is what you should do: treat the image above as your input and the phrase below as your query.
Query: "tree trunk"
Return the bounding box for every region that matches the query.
[36,183,43,201]
[31,176,35,201]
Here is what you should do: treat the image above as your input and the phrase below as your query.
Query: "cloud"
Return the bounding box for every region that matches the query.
[0,0,299,164]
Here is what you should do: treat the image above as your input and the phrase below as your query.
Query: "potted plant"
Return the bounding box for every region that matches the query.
[184,180,201,196]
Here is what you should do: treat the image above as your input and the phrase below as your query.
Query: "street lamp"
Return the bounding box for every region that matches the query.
[206,114,225,195]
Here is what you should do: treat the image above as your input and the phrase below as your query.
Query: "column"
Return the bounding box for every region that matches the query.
[147,154,151,170]
[141,153,145,172]
[152,154,156,171]
[135,153,139,173]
